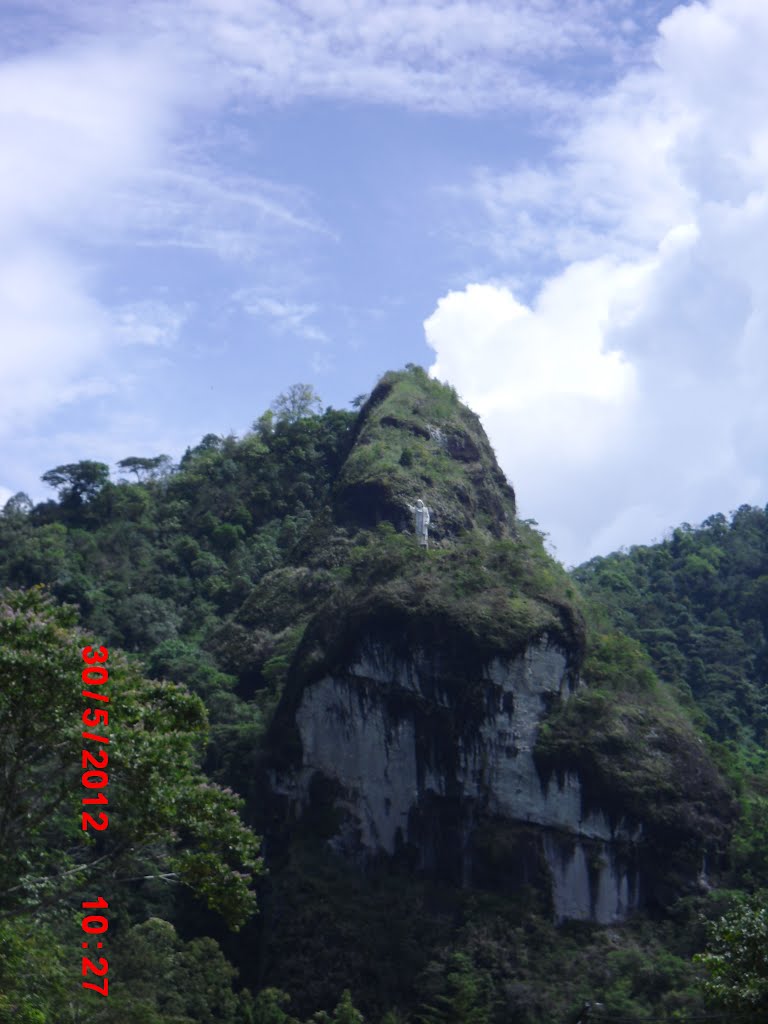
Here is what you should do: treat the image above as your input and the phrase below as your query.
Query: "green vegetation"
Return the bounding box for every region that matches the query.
[573,507,768,889]
[694,892,768,1015]
[280,521,584,724]
[0,586,264,1021]
[0,369,766,1021]
[573,507,768,747]
[335,366,516,539]
[535,630,736,895]
[0,587,263,927]
[256,838,720,1024]
[569,507,768,1020]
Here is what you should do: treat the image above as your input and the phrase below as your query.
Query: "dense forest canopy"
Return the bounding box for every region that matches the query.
[574,507,768,747]
[1,368,767,1022]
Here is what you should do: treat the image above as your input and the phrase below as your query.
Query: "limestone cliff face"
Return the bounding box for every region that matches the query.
[261,368,733,926]
[273,632,643,924]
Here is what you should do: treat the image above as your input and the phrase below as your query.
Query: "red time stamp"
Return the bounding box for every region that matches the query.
[80,644,110,997]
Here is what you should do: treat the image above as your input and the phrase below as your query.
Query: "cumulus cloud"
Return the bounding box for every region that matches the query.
[427,0,768,565]
[426,266,643,415]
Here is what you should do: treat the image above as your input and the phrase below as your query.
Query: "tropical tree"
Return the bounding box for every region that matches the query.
[2,491,33,516]
[41,461,110,504]
[417,954,493,1024]
[0,586,263,930]
[103,918,248,1022]
[116,455,173,483]
[694,895,768,1014]
[271,383,322,424]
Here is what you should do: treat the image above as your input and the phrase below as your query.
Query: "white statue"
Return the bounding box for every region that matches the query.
[406,498,431,547]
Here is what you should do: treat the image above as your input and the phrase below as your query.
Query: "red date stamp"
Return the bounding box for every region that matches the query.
[80,644,110,997]
[81,897,109,995]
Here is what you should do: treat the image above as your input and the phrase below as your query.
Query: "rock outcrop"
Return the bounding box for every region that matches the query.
[262,367,735,925]
[273,631,644,924]
[334,368,516,541]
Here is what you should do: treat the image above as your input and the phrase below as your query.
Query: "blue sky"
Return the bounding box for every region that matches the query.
[2,0,767,566]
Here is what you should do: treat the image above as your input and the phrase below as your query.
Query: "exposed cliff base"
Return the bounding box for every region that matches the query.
[245,833,723,1023]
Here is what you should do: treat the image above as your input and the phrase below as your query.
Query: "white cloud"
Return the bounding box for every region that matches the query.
[0,44,179,236]
[0,0,669,455]
[235,293,329,343]
[427,0,768,565]
[0,248,113,436]
[22,0,658,116]
[456,76,695,276]
[0,43,174,443]
[200,0,665,113]
[112,301,190,347]
[427,265,644,415]
[0,25,325,445]
[423,262,645,508]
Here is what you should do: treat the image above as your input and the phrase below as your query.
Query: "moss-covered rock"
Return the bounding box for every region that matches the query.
[334,367,516,540]
[534,638,738,903]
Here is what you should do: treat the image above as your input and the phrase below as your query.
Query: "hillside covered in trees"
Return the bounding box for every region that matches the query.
[1,367,767,1023]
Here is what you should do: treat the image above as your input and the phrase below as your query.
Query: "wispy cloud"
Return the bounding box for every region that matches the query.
[112,300,191,347]
[177,0,655,114]
[12,0,665,116]
[458,89,694,266]
[0,17,328,447]
[236,292,328,343]
[104,167,332,259]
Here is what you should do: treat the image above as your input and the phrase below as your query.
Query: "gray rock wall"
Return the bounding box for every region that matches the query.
[283,637,642,923]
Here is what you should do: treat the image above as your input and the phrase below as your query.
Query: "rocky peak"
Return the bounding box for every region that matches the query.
[251,366,735,926]
[333,366,516,541]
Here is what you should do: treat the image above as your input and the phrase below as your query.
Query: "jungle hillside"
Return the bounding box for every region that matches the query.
[1,367,767,1024]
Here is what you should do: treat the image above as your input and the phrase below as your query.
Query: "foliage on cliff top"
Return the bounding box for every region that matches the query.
[335,365,516,540]
[200,370,584,730]
[279,518,585,706]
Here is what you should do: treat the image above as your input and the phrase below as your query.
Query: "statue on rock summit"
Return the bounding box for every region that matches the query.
[406,498,431,548]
